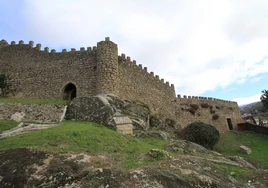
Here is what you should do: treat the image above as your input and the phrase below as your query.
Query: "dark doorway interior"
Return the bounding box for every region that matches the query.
[63,83,76,100]
[227,118,233,130]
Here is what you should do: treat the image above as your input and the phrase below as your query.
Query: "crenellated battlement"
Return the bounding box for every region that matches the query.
[176,94,237,104]
[1,39,99,55]
[118,53,174,89]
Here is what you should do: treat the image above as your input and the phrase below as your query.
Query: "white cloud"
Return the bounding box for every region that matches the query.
[14,0,268,96]
[232,93,261,106]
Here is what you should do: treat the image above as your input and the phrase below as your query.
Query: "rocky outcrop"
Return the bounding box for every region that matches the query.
[239,145,252,155]
[1,148,267,188]
[65,94,151,131]
[65,94,181,136]
[0,123,59,139]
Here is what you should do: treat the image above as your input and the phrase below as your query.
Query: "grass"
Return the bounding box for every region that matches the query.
[215,164,253,179]
[215,130,268,167]
[0,120,18,133]
[0,97,66,105]
[0,120,168,168]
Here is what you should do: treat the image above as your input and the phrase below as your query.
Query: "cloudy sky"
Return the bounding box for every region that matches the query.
[1,0,268,105]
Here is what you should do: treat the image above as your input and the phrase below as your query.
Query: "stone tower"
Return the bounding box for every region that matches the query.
[96,37,119,94]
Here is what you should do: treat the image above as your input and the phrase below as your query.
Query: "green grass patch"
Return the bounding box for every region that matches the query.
[215,131,268,167]
[215,164,253,179]
[0,120,18,133]
[0,121,168,168]
[0,97,66,105]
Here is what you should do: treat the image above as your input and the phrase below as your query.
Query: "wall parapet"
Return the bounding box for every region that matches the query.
[0,39,99,55]
[118,53,175,90]
[176,94,237,104]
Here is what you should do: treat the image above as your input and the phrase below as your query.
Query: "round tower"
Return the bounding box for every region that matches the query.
[96,37,119,94]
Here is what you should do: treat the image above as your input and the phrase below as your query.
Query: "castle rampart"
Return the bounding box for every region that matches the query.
[175,95,242,132]
[0,37,243,132]
[117,53,176,119]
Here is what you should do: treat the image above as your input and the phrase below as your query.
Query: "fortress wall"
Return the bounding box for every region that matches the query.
[0,102,65,123]
[0,40,97,99]
[117,54,176,119]
[175,95,243,133]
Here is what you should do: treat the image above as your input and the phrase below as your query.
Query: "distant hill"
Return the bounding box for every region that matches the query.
[239,102,258,108]
[240,101,266,115]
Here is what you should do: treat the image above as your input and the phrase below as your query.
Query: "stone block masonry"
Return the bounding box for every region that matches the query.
[0,38,243,132]
[0,103,66,123]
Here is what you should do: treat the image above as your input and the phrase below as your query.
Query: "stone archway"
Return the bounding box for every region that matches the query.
[63,83,76,100]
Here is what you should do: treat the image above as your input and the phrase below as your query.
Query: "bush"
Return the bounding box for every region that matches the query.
[200,103,210,108]
[210,108,216,114]
[212,114,219,120]
[181,122,220,149]
[190,104,199,110]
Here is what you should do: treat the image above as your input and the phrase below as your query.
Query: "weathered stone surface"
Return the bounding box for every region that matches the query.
[10,112,25,122]
[136,130,170,140]
[65,94,150,132]
[65,96,115,126]
[239,145,252,155]
[165,140,208,154]
[116,124,133,135]
[0,123,59,139]
[0,148,267,188]
[0,103,65,123]
[113,116,132,125]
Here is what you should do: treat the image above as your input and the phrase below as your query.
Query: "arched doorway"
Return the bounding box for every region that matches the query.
[63,83,76,100]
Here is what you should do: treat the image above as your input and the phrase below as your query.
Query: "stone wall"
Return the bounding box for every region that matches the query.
[0,40,98,99]
[175,96,243,133]
[0,103,66,123]
[0,38,243,132]
[117,54,176,119]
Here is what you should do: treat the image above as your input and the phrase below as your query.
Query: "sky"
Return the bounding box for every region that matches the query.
[1,0,268,106]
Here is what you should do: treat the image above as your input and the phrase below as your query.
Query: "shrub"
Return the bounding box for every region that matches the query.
[200,103,210,108]
[190,104,199,110]
[181,122,220,149]
[186,108,196,115]
[185,104,199,115]
[148,149,172,160]
[210,108,216,114]
[212,114,219,120]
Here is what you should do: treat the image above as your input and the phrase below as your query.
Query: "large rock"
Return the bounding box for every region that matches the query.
[239,145,252,155]
[165,140,208,154]
[65,94,150,130]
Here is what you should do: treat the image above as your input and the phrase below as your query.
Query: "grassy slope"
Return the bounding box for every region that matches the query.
[0,120,168,168]
[0,120,18,133]
[1,118,268,169]
[0,98,66,105]
[215,130,268,167]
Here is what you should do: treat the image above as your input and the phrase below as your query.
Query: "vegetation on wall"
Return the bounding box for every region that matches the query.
[200,103,210,108]
[212,114,219,120]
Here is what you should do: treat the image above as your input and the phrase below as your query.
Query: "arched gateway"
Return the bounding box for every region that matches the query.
[62,83,76,100]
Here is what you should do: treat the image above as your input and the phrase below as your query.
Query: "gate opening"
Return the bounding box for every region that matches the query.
[63,83,76,100]
[227,118,233,130]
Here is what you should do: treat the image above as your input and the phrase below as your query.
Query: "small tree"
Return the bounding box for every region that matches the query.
[260,90,268,110]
